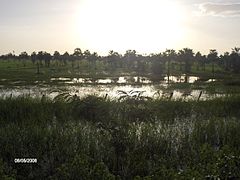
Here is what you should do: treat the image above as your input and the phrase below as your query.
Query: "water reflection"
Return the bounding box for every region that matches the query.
[50,75,201,85]
[207,79,216,82]
[51,76,153,84]
[164,75,199,83]
[51,77,71,81]
[0,75,223,100]
[117,77,127,83]
[96,79,112,84]
[0,84,225,101]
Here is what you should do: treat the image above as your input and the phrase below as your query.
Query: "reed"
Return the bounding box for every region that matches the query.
[0,95,240,179]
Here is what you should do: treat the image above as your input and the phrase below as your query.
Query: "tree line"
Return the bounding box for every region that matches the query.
[1,47,240,74]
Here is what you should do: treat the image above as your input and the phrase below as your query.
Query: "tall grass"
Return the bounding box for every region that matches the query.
[0,95,240,179]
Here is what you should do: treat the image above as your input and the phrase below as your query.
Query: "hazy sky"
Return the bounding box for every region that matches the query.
[0,0,240,55]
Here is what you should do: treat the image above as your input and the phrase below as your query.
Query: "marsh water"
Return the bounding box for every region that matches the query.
[0,74,221,100]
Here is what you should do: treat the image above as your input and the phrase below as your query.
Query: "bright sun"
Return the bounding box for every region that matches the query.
[75,0,186,54]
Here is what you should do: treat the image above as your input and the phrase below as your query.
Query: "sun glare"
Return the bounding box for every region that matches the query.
[75,0,185,54]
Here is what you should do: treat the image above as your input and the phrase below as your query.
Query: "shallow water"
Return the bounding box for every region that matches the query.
[164,75,199,83]
[0,84,224,100]
[0,75,223,100]
[49,75,200,85]
[50,76,153,84]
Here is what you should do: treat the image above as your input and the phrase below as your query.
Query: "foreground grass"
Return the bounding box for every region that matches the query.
[0,96,240,179]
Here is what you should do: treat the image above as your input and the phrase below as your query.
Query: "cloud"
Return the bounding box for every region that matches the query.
[196,2,240,17]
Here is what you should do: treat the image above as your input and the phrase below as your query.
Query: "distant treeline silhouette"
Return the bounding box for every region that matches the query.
[1,47,240,74]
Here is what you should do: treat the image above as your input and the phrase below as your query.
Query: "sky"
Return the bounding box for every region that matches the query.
[0,0,240,55]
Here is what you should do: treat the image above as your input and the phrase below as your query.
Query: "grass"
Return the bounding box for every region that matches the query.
[0,95,240,179]
[0,59,240,179]
[0,59,240,103]
[1,59,240,95]
[0,59,237,81]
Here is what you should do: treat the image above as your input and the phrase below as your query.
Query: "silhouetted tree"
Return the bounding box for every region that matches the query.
[19,52,29,67]
[195,52,202,71]
[178,48,194,74]
[89,52,98,73]
[151,53,164,76]
[164,49,176,84]
[5,53,15,61]
[124,50,137,70]
[221,52,230,71]
[37,51,44,66]
[135,54,147,75]
[53,51,61,66]
[73,48,83,69]
[230,47,240,73]
[43,52,51,67]
[31,52,37,65]
[107,50,121,72]
[207,49,218,78]
[62,52,70,66]
[83,50,91,60]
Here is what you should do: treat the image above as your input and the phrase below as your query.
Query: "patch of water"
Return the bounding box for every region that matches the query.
[49,75,202,85]
[96,79,112,84]
[51,77,71,81]
[0,75,225,100]
[133,77,152,83]
[207,79,216,82]
[10,81,26,84]
[0,84,226,101]
[117,77,127,84]
[164,75,199,83]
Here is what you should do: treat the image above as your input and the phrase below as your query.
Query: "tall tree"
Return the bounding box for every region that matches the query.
[123,50,137,70]
[37,51,44,66]
[163,49,176,84]
[230,47,240,73]
[207,49,218,78]
[195,52,202,71]
[83,50,91,60]
[221,52,230,71]
[62,52,70,66]
[19,52,29,67]
[73,48,83,69]
[178,48,194,74]
[43,52,52,67]
[151,53,164,76]
[53,51,61,66]
[31,52,37,65]
[107,50,121,72]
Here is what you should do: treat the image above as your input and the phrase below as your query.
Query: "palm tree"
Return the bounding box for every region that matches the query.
[31,52,37,65]
[62,52,70,66]
[89,52,99,73]
[230,47,240,73]
[43,52,52,67]
[53,51,61,66]
[150,53,164,76]
[37,51,44,66]
[19,51,29,67]
[107,50,121,72]
[195,52,202,71]
[178,48,194,74]
[123,50,137,70]
[36,51,45,74]
[73,48,83,69]
[221,52,230,71]
[83,50,91,60]
[163,49,176,84]
[207,49,218,78]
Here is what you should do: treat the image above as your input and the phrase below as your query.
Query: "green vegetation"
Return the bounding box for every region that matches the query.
[0,48,240,179]
[0,95,240,179]
[1,47,240,84]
